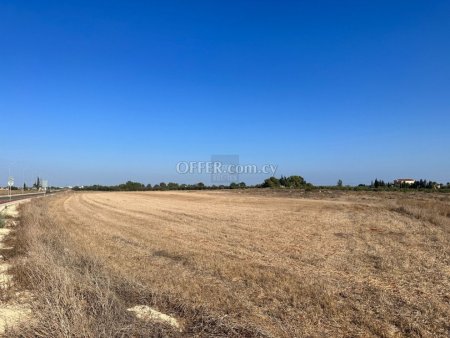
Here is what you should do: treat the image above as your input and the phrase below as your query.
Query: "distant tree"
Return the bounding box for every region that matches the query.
[262,177,280,188]
[230,182,246,189]
[34,177,41,189]
[23,183,27,190]
[118,181,145,191]
[287,176,305,188]
[261,176,307,189]
[337,179,343,187]
[230,182,239,189]
[167,182,179,190]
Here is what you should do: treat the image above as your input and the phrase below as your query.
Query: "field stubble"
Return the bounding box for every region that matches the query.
[7,190,450,337]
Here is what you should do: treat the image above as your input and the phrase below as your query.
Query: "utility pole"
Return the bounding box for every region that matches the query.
[8,167,11,201]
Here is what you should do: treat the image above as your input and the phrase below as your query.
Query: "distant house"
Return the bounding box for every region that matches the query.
[394,178,415,185]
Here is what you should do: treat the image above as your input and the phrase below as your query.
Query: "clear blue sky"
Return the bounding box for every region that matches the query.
[1,1,449,186]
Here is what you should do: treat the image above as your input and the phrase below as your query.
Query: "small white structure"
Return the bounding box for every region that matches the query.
[394,178,415,185]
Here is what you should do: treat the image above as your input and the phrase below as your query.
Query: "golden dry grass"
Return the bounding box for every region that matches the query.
[0,190,30,196]
[7,190,450,337]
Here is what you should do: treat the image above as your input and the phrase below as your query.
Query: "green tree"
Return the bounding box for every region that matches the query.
[337,179,343,187]
[263,177,280,188]
[34,177,41,189]
[119,181,145,191]
[287,176,305,188]
[230,182,239,189]
[167,182,179,190]
[374,179,379,188]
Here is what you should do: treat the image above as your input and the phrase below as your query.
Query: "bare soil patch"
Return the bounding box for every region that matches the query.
[0,204,32,335]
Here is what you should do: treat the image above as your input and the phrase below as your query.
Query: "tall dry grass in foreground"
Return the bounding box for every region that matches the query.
[8,200,176,337]
[7,191,450,337]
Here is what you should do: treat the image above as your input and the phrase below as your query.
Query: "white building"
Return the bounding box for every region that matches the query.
[394,178,415,185]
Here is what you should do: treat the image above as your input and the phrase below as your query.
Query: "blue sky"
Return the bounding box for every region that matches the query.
[1,1,449,186]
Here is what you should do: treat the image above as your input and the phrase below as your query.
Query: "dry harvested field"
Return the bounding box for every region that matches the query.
[7,190,450,337]
[0,190,27,196]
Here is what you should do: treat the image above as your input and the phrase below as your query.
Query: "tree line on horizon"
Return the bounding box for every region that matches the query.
[4,175,448,192]
[72,175,310,192]
[72,176,450,192]
[363,178,444,190]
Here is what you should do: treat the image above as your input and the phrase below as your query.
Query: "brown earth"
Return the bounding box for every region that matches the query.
[8,190,450,337]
